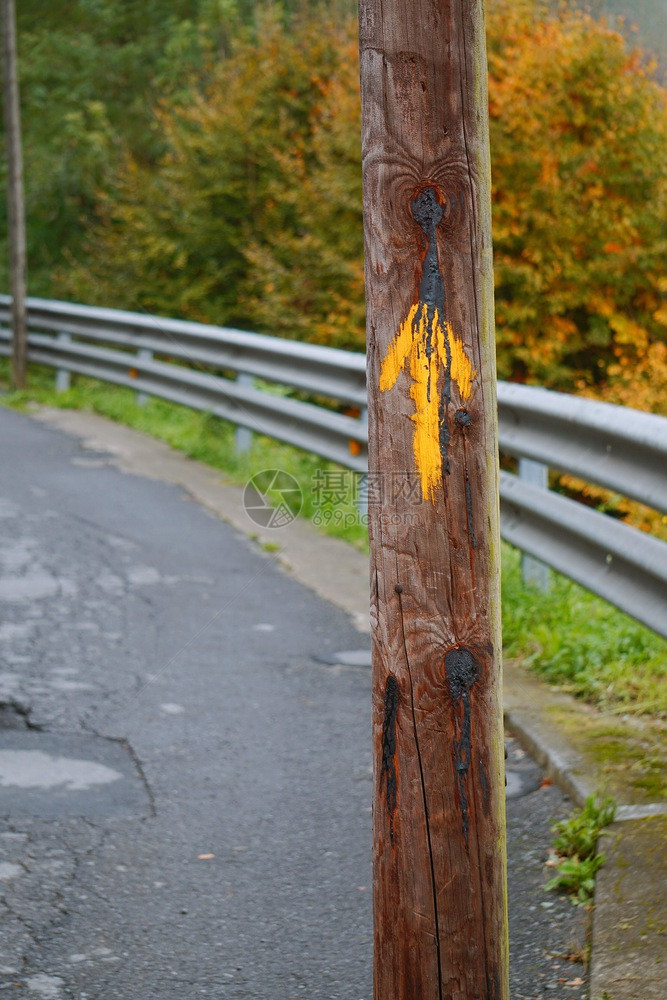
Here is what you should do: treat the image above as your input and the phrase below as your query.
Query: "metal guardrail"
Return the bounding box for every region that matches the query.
[1,295,665,637]
[0,297,368,471]
[497,382,666,515]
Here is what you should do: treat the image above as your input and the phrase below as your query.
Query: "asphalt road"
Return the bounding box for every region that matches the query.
[0,406,587,999]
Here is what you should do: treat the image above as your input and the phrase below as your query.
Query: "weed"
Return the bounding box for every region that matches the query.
[546,795,616,905]
[552,794,616,859]
[260,541,282,554]
[546,853,606,905]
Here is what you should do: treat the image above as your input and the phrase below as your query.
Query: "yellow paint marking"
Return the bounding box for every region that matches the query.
[380,301,476,502]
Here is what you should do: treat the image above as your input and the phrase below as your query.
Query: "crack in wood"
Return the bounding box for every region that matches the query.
[380,674,399,843]
[475,815,502,1000]
[455,407,477,550]
[397,589,444,1000]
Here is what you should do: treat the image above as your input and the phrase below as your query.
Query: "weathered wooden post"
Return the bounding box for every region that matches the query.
[1,0,27,389]
[358,2,509,997]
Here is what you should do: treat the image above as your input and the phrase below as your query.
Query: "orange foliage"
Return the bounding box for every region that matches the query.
[487,1,667,414]
[59,1,667,417]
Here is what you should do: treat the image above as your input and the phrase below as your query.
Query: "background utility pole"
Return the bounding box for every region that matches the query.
[358,2,509,997]
[1,0,27,389]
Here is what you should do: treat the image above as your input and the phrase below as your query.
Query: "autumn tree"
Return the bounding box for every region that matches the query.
[487,0,667,412]
[58,7,357,330]
[2,0,211,293]
[54,1,666,410]
[240,23,365,349]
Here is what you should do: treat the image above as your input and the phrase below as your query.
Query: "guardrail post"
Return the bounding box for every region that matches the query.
[359,1,509,996]
[518,458,550,591]
[136,347,152,406]
[234,373,254,454]
[55,332,71,392]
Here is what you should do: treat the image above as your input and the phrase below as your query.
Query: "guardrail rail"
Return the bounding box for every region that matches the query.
[1,295,665,637]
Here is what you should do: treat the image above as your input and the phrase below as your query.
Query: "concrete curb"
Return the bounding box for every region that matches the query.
[31,405,666,1000]
[502,663,667,1000]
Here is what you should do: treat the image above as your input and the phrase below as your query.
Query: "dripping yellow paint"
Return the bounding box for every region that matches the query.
[380,301,475,502]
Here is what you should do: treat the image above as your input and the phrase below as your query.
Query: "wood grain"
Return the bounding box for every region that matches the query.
[359,2,509,997]
[1,0,27,389]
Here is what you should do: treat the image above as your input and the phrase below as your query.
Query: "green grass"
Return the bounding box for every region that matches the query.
[545,794,616,906]
[502,547,667,718]
[2,361,665,719]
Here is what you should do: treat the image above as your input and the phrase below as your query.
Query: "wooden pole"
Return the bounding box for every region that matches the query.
[1,0,27,389]
[358,2,509,997]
